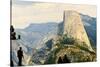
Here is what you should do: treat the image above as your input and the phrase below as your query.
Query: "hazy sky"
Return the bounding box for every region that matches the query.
[12,0,96,28]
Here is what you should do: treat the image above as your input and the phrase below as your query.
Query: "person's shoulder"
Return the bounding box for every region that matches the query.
[17,50,20,52]
[21,50,23,52]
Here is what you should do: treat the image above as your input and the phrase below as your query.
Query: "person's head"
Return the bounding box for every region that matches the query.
[14,32,16,35]
[19,47,22,50]
[64,54,67,58]
[59,56,62,59]
[10,25,13,29]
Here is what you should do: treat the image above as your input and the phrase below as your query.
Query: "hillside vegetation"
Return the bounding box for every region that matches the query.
[45,34,96,64]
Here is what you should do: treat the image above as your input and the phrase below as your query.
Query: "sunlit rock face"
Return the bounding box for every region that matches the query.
[63,10,93,51]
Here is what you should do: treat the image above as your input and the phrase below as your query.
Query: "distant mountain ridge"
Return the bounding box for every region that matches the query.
[15,22,58,49]
[80,14,96,47]
[15,13,96,49]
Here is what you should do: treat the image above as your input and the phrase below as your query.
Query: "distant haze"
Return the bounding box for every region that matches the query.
[12,0,96,29]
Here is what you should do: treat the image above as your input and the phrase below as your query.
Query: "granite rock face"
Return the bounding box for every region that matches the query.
[63,10,93,51]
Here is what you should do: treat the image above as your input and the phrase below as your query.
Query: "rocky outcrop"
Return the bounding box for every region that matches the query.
[63,10,93,51]
[56,45,96,63]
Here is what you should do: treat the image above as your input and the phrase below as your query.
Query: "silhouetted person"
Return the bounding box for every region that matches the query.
[10,25,14,32]
[63,55,70,63]
[10,25,16,40]
[58,57,63,64]
[11,32,16,40]
[18,35,21,39]
[17,47,24,66]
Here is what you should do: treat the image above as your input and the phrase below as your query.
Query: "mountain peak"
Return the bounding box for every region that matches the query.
[63,10,93,51]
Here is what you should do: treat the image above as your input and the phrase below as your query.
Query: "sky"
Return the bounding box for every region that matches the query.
[12,0,97,29]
